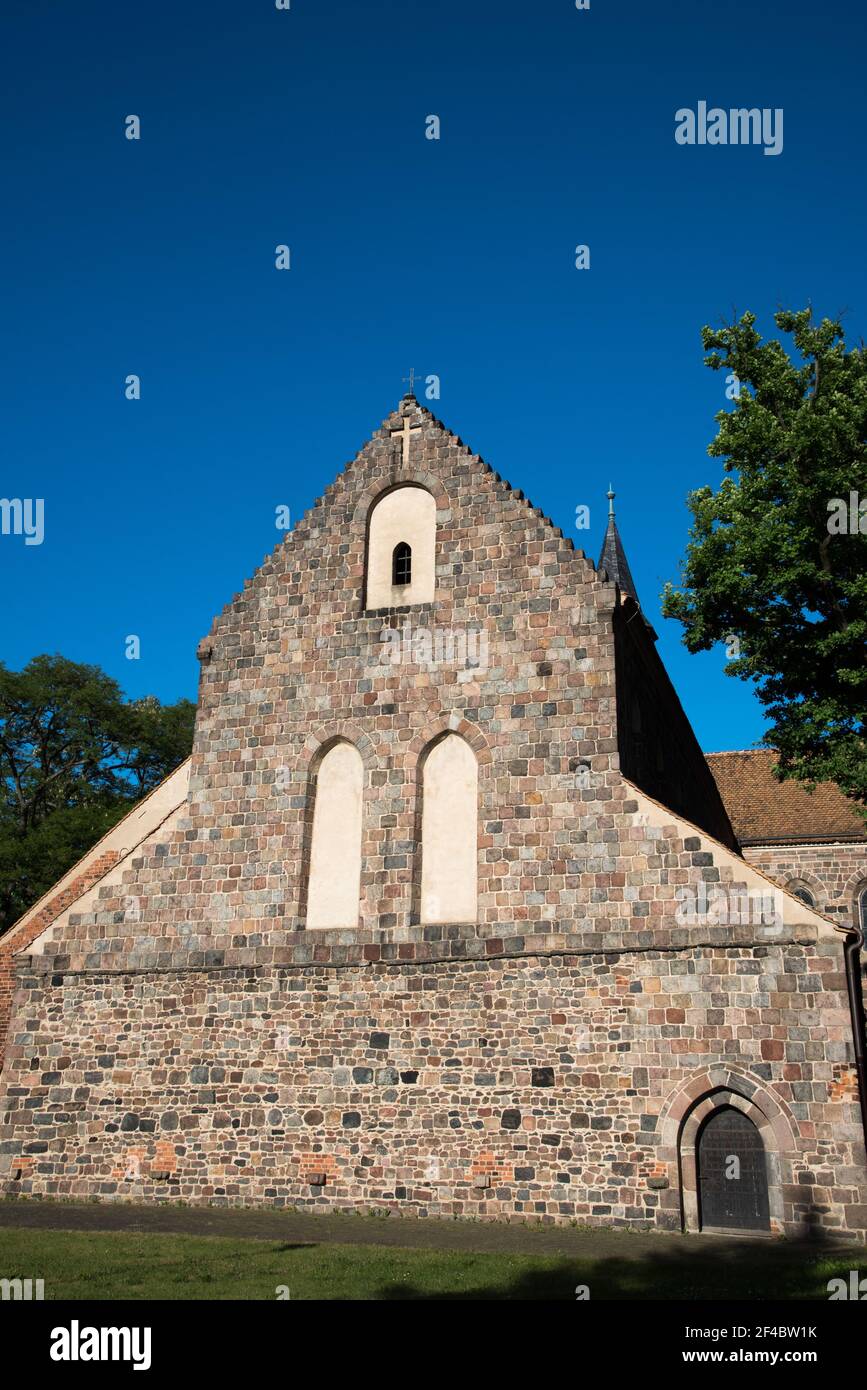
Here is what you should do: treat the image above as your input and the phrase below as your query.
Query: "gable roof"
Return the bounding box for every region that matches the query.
[705,749,867,845]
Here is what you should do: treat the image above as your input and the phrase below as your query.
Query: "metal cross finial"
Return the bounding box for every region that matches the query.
[402,368,417,396]
[607,484,615,517]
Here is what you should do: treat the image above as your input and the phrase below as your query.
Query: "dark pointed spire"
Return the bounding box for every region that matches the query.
[598,486,641,606]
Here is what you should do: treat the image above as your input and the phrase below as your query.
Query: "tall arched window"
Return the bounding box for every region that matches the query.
[420,734,477,924]
[392,541,412,586]
[858,885,867,932]
[365,485,435,608]
[306,741,363,929]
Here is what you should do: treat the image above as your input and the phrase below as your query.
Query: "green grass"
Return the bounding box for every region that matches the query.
[1,1227,864,1299]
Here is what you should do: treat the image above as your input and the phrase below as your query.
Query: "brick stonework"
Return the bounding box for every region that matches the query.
[1,397,866,1237]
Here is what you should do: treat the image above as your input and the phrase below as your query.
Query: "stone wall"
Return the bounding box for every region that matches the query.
[2,777,865,1236]
[0,850,121,1070]
[0,761,190,1074]
[744,843,867,933]
[2,921,863,1237]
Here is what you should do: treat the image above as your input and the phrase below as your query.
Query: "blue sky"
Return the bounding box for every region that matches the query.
[2,0,864,751]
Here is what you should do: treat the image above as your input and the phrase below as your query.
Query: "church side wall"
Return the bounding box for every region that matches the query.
[1,932,864,1239]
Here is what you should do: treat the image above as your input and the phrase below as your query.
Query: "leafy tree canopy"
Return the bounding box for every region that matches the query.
[0,654,195,934]
[662,307,867,816]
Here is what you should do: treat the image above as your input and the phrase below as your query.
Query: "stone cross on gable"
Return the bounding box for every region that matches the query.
[390,415,422,467]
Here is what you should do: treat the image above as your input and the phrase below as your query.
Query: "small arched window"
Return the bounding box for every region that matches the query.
[792,887,814,908]
[392,542,412,586]
[365,485,435,608]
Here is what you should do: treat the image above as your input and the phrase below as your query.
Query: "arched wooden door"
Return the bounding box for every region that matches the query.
[697,1106,770,1232]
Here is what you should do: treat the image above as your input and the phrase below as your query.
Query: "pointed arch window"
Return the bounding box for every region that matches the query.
[392,542,412,586]
[306,741,363,929]
[858,885,867,932]
[420,733,478,924]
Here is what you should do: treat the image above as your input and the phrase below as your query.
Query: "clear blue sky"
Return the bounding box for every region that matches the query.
[2,0,864,751]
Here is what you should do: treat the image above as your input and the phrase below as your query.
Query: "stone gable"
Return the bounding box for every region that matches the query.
[2,396,866,1238]
[42,395,623,959]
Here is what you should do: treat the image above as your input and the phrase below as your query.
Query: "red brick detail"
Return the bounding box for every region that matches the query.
[299,1153,339,1183]
[830,1067,859,1102]
[469,1152,513,1184]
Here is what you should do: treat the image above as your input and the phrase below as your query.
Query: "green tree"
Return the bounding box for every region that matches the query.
[663,307,867,814]
[0,654,195,933]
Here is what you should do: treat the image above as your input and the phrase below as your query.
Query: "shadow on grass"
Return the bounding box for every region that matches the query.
[375,1235,862,1302]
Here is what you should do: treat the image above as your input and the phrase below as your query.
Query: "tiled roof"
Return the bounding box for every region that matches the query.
[705,749,867,845]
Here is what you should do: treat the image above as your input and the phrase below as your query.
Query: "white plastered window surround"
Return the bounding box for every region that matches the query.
[306,741,363,929]
[366,485,435,608]
[420,733,478,924]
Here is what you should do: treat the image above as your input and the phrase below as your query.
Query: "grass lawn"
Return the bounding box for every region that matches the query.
[0,1226,863,1299]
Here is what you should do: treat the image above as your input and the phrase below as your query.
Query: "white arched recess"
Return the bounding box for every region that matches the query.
[306,741,363,929]
[365,485,436,609]
[420,733,478,924]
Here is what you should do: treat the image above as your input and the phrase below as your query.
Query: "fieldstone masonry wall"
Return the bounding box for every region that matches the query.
[2,919,864,1235]
[745,843,867,933]
[0,851,121,1069]
[2,397,866,1236]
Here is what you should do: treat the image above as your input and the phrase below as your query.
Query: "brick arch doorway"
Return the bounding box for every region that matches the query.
[696,1105,770,1232]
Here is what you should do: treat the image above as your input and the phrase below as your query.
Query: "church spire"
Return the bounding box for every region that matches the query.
[598,485,641,607]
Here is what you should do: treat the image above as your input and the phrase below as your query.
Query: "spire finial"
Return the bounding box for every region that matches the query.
[598,483,642,611]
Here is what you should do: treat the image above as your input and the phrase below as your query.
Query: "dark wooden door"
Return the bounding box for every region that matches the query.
[697,1107,770,1231]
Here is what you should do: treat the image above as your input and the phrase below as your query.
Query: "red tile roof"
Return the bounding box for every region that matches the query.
[705,749,867,845]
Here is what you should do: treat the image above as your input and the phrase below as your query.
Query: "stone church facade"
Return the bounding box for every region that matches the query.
[2,394,867,1238]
